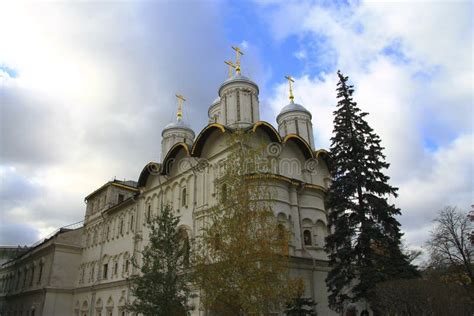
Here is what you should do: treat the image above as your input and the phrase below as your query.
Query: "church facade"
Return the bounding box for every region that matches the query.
[0,52,340,316]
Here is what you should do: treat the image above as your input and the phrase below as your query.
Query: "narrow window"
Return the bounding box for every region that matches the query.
[23,269,27,287]
[277,224,286,241]
[120,220,124,235]
[213,232,221,251]
[37,264,43,284]
[221,183,227,202]
[303,229,312,246]
[130,215,134,231]
[30,266,34,286]
[125,259,129,273]
[181,188,187,207]
[103,264,108,279]
[114,262,118,275]
[147,205,151,222]
[118,194,124,203]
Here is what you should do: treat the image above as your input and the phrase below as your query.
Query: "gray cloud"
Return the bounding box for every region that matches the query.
[0,1,235,244]
[0,221,39,246]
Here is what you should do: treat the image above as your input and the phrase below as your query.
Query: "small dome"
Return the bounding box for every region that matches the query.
[219,73,259,96]
[212,96,220,105]
[277,101,311,121]
[162,119,194,135]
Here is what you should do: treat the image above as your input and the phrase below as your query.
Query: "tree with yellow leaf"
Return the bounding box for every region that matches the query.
[191,130,301,315]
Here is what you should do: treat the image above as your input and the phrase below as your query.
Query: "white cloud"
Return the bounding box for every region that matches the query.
[0,1,231,243]
[263,0,473,247]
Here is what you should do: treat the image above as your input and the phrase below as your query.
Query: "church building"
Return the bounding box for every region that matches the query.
[0,47,339,316]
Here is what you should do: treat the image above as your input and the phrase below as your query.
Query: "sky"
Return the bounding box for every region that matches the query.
[0,0,472,255]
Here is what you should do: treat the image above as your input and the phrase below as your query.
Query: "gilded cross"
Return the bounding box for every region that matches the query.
[232,46,244,74]
[224,60,236,78]
[175,94,186,121]
[285,75,295,101]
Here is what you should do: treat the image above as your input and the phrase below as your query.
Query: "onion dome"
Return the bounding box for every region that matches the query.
[218,73,259,97]
[162,119,194,136]
[277,76,315,149]
[277,100,312,121]
[161,94,195,160]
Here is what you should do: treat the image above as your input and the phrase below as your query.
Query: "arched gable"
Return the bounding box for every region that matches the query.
[283,134,314,160]
[314,149,329,159]
[191,123,226,157]
[161,142,191,175]
[137,162,161,188]
[252,121,282,143]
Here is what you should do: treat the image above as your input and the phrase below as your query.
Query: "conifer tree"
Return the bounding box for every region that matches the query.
[325,71,419,311]
[125,204,192,316]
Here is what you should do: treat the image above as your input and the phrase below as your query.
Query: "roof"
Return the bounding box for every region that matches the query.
[162,119,195,135]
[277,101,312,121]
[84,179,138,201]
[218,73,259,96]
[1,222,83,267]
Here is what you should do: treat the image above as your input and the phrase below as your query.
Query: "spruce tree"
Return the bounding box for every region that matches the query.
[325,71,419,311]
[125,204,192,316]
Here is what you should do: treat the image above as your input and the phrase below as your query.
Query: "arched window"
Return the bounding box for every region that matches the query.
[181,188,187,207]
[315,220,327,247]
[303,229,312,246]
[213,232,221,251]
[277,223,286,241]
[119,219,124,235]
[30,265,35,286]
[178,228,190,266]
[37,262,43,284]
[221,183,227,203]
[147,205,151,222]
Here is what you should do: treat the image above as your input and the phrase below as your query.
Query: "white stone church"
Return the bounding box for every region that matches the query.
[0,51,343,316]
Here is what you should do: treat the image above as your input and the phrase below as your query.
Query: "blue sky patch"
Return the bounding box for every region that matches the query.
[0,65,18,78]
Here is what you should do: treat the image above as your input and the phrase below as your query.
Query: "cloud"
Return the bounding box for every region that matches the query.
[0,221,39,246]
[0,1,231,243]
[263,0,473,248]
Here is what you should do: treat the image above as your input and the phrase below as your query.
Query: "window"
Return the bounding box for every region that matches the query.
[29,266,34,286]
[93,231,98,245]
[130,215,134,231]
[119,220,124,235]
[118,194,124,203]
[213,232,221,251]
[80,267,85,284]
[37,264,43,284]
[125,259,130,273]
[114,262,118,275]
[23,268,27,287]
[303,229,312,246]
[147,205,151,222]
[179,228,190,266]
[181,188,187,207]
[103,264,108,279]
[221,183,227,202]
[277,224,286,241]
